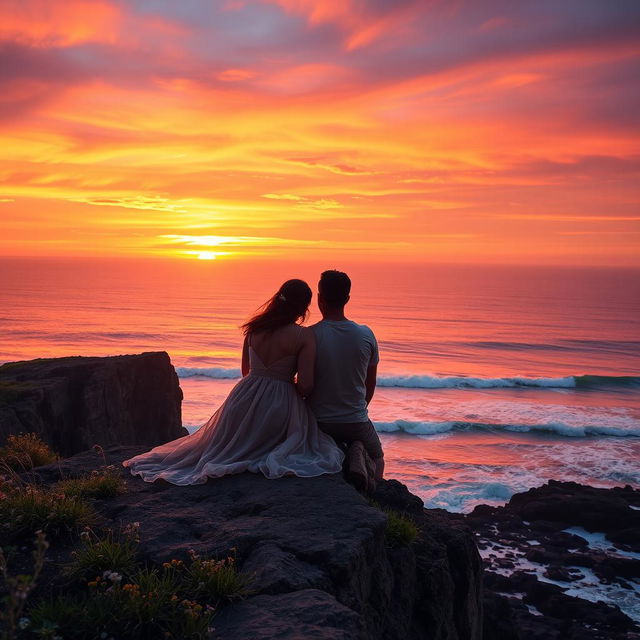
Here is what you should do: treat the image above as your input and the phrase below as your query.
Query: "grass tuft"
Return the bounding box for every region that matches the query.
[369,500,419,548]
[28,548,246,639]
[0,433,58,471]
[0,485,96,545]
[65,526,139,582]
[27,584,216,640]
[383,509,419,547]
[181,549,250,602]
[56,466,127,499]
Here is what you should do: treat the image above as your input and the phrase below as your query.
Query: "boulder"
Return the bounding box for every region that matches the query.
[0,352,185,456]
[507,480,640,540]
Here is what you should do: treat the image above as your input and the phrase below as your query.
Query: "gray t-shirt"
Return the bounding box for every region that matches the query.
[309,319,379,423]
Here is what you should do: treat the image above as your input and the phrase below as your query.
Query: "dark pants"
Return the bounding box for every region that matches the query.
[317,420,384,460]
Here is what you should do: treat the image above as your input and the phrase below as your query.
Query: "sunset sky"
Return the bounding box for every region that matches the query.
[1,0,639,265]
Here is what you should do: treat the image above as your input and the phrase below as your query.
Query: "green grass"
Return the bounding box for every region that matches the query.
[29,551,246,639]
[368,500,419,548]
[0,486,96,545]
[0,433,58,471]
[65,529,139,582]
[56,466,127,499]
[26,593,88,639]
[27,584,216,640]
[57,543,248,638]
[182,550,250,602]
[134,566,181,602]
[383,509,419,548]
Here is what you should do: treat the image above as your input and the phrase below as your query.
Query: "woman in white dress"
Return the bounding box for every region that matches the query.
[123,279,344,484]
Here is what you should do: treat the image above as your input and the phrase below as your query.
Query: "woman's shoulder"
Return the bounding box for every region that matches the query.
[280,323,314,347]
[251,323,311,341]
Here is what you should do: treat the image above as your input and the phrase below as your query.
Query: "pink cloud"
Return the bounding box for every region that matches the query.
[264,0,422,50]
[0,1,124,46]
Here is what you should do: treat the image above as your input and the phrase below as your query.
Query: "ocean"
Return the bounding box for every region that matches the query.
[1,257,639,513]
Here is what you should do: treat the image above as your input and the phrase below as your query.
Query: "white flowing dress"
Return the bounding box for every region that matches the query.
[123,346,344,484]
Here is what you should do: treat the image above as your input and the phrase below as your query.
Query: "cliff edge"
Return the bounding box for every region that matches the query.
[33,446,484,640]
[0,353,483,638]
[0,352,185,457]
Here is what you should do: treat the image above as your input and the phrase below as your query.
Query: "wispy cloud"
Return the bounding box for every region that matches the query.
[0,0,638,265]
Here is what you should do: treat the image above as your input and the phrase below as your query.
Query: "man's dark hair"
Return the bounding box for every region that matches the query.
[319,270,351,306]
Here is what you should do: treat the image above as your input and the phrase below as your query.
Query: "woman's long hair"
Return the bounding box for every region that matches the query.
[241,279,312,335]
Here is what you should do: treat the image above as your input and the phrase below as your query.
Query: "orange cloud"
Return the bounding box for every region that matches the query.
[0,1,123,46]
[0,0,638,266]
[265,0,419,50]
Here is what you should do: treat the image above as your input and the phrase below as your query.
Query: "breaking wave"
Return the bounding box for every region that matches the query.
[374,419,640,438]
[176,366,639,390]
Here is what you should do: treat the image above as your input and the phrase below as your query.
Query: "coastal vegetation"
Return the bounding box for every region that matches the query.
[383,508,419,548]
[0,434,57,471]
[55,466,126,500]
[369,500,419,547]
[0,434,250,640]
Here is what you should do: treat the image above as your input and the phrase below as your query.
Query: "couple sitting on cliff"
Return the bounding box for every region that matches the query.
[124,270,384,490]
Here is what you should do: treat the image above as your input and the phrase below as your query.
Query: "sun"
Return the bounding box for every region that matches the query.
[197,251,218,260]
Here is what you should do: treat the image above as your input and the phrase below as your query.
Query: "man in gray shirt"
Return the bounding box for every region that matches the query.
[309,270,384,479]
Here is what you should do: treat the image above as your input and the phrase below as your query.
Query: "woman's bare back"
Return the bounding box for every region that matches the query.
[248,324,306,366]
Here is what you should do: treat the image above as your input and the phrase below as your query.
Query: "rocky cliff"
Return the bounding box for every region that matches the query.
[32,446,484,640]
[0,352,185,456]
[1,353,484,638]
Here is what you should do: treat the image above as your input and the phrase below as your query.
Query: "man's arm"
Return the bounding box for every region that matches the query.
[365,363,377,405]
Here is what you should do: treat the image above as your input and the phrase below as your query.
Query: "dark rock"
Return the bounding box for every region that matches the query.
[545,531,588,549]
[482,592,521,640]
[607,527,640,551]
[32,447,484,640]
[372,478,424,515]
[593,556,640,582]
[524,584,635,634]
[543,565,584,582]
[0,352,185,456]
[507,480,640,535]
[213,589,363,640]
[467,481,640,640]
[241,543,332,594]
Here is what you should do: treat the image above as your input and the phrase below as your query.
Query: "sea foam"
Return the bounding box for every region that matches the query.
[376,374,577,389]
[374,419,640,437]
[176,366,241,379]
[175,366,587,389]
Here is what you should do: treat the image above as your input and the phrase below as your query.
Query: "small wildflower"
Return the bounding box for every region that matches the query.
[102,570,122,583]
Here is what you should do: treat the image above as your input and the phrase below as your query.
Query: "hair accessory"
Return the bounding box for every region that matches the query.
[278,293,286,302]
